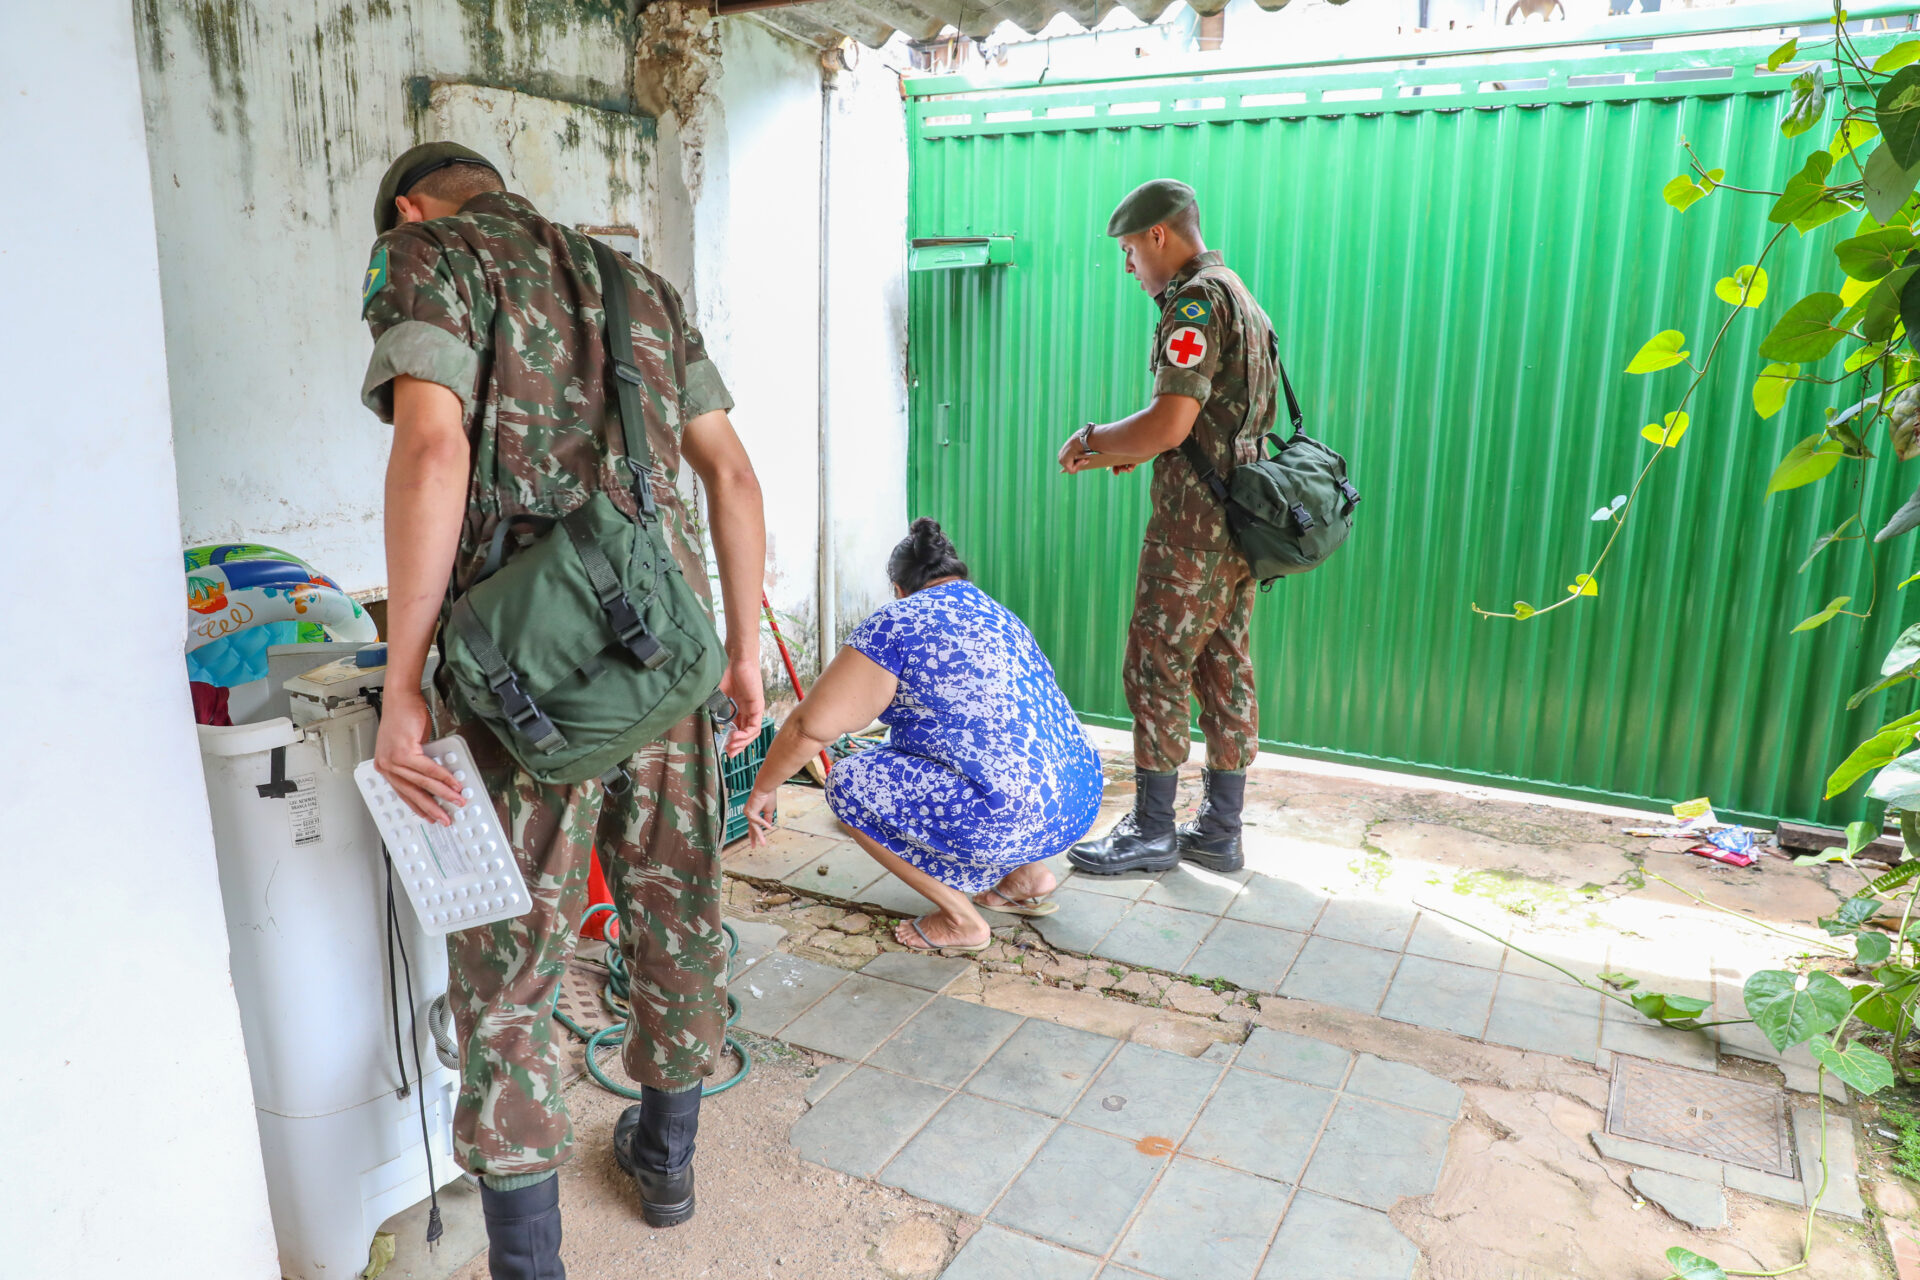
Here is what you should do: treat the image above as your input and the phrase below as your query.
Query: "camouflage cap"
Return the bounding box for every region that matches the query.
[372,141,500,235]
[1106,178,1198,237]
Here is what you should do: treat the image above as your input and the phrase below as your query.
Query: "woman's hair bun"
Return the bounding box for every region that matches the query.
[888,517,969,595]
[908,517,949,564]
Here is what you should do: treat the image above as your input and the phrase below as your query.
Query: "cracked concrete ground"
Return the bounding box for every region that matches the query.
[381,738,1900,1279]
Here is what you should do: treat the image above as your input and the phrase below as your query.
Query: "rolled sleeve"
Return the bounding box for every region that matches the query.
[1153,365,1212,403]
[360,321,482,423]
[682,356,734,419]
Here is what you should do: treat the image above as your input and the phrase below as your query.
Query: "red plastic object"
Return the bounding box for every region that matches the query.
[582,848,619,940]
[762,592,833,778]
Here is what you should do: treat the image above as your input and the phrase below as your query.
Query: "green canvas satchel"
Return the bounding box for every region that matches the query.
[438,236,727,787]
[1179,332,1359,586]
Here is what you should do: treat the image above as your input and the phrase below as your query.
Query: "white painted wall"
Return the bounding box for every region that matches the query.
[824,47,912,644]
[0,4,278,1277]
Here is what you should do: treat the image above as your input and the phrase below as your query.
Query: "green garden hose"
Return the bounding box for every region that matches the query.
[550,904,752,1099]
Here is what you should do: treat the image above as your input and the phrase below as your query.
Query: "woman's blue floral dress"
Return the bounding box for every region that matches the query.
[824,581,1103,894]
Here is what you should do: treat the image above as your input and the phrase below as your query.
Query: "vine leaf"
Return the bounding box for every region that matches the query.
[1836,227,1916,281]
[1865,143,1920,224]
[1876,40,1920,73]
[1846,343,1888,373]
[1663,175,1706,212]
[1512,601,1535,620]
[1757,293,1846,361]
[1832,118,1881,160]
[1900,267,1920,352]
[1879,66,1920,170]
[1864,267,1918,343]
[1878,483,1920,543]
[1665,1248,1726,1280]
[1770,151,1835,223]
[1765,431,1845,496]
[1743,970,1850,1051]
[1567,574,1598,598]
[1629,991,1713,1028]
[1793,596,1852,632]
[1753,362,1799,419]
[1625,330,1689,374]
[1800,515,1861,572]
[1868,753,1920,806]
[1781,67,1827,140]
[1808,1034,1895,1094]
[1714,265,1768,307]
[1768,37,1799,72]
[1831,725,1920,797]
[1856,931,1893,965]
[1641,411,1689,448]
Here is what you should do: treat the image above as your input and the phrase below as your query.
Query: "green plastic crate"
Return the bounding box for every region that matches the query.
[722,719,778,846]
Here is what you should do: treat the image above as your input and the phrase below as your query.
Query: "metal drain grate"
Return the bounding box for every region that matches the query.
[1606,1056,1793,1176]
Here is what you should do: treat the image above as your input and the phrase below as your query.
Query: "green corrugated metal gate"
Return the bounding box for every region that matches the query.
[904,17,1920,826]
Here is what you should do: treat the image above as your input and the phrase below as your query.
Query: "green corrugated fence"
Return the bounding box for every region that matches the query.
[904,16,1920,826]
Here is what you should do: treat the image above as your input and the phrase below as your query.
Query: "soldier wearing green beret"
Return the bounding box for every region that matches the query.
[360,141,769,1272]
[1059,178,1278,878]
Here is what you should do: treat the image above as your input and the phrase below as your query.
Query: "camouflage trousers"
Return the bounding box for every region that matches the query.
[443,707,727,1179]
[1124,540,1259,774]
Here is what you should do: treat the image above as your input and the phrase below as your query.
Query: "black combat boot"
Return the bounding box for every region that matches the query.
[1177,769,1247,873]
[614,1084,702,1228]
[479,1175,566,1280]
[1069,771,1179,875]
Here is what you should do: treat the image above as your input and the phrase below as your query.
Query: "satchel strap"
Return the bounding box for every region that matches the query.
[449,598,567,754]
[585,235,658,522]
[1178,265,1300,503]
[561,506,670,671]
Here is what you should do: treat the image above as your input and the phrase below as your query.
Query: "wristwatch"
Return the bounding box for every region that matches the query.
[1076,422,1097,453]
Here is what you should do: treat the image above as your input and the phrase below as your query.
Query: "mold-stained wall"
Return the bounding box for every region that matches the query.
[129,2,909,690]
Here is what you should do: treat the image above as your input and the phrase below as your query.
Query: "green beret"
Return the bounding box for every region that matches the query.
[372,141,500,235]
[1106,178,1197,237]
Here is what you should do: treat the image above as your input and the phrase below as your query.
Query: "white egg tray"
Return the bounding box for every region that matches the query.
[353,735,532,935]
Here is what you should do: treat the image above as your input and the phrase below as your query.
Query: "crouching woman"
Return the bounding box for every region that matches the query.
[742,519,1103,952]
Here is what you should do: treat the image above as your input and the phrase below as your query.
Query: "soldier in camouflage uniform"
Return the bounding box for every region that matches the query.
[1059,178,1275,878]
[361,142,767,1273]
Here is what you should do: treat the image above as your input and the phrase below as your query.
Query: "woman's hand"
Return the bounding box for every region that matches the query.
[743,786,780,846]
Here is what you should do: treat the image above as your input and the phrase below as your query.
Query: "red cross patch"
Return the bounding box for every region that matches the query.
[1166,325,1208,368]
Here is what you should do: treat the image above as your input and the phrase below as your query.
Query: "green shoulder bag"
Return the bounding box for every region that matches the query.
[438,236,727,787]
[1179,334,1360,586]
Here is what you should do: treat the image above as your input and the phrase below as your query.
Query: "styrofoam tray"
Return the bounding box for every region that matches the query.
[353,735,531,935]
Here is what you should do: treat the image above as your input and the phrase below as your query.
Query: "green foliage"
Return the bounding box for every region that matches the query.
[1837,226,1915,279]
[1782,67,1830,140]
[1809,1033,1896,1092]
[1625,329,1690,373]
[1743,969,1851,1052]
[1767,431,1847,495]
[1761,293,1849,361]
[1665,1246,1727,1280]
[1881,1105,1920,1182]
[1794,595,1853,631]
[1879,65,1920,168]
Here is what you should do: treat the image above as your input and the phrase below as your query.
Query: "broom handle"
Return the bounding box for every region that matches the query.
[761,592,833,777]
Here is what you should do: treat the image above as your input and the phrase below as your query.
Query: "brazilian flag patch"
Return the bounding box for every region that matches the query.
[1174,296,1212,325]
[361,245,389,318]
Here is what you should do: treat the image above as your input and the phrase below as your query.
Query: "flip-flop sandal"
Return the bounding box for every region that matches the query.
[973,889,1060,917]
[902,917,990,954]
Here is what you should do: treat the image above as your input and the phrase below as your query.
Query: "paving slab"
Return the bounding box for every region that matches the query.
[1236,1026,1353,1088]
[1591,1131,1725,1184]
[1311,897,1418,950]
[1300,1097,1452,1211]
[787,1065,951,1178]
[1793,1107,1866,1220]
[730,952,849,1035]
[1184,919,1305,994]
[1599,1000,1717,1073]
[1630,1169,1726,1230]
[1142,865,1252,916]
[804,1060,855,1104]
[781,843,887,900]
[868,996,1023,1088]
[1068,1040,1224,1143]
[1483,972,1602,1062]
[1035,887,1134,953]
[1344,1055,1463,1119]
[1224,874,1328,932]
[877,1091,1056,1216]
[860,949,973,992]
[779,974,932,1060]
[859,874,940,919]
[723,828,841,882]
[1182,1067,1335,1184]
[1500,932,1598,987]
[968,1019,1122,1117]
[1726,1161,1808,1206]
[939,1224,1099,1280]
[1277,936,1400,1014]
[1404,911,1508,970]
[1376,954,1497,1038]
[1258,1191,1418,1280]
[1067,868,1162,901]
[1112,1156,1290,1280]
[991,1123,1170,1254]
[725,918,789,970]
[1094,902,1215,972]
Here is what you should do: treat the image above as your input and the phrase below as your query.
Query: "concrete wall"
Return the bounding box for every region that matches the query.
[133,1,912,689]
[0,4,279,1276]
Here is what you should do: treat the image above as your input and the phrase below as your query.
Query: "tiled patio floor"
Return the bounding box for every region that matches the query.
[733,947,1449,1280]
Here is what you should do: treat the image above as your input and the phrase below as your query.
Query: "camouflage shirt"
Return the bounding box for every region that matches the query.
[359,190,731,600]
[1145,250,1276,552]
